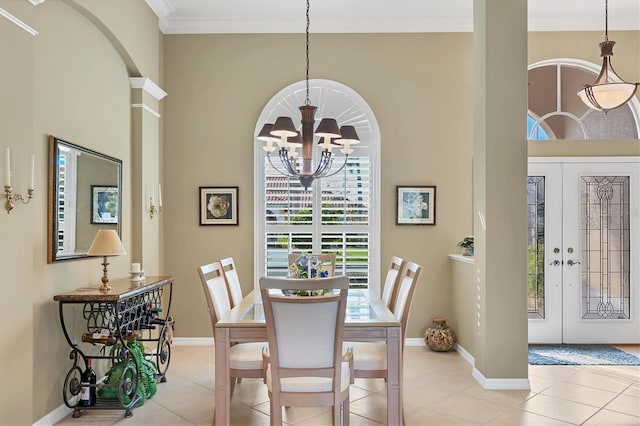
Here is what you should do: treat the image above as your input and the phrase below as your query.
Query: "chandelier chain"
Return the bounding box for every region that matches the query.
[305,0,310,106]
[604,0,608,41]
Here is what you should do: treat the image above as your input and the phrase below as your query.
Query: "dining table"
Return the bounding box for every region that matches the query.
[213,287,403,425]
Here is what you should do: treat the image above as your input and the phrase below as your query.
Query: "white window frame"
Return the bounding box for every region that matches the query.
[253,79,381,293]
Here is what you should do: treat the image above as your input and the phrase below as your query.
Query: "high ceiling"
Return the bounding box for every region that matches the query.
[144,0,640,35]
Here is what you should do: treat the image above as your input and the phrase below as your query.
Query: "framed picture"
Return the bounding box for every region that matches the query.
[199,186,239,226]
[91,185,119,224]
[396,185,436,225]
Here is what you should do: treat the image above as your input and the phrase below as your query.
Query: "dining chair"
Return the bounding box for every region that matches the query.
[288,253,337,277]
[220,256,243,308]
[345,261,422,380]
[197,261,265,396]
[259,275,353,426]
[381,256,407,312]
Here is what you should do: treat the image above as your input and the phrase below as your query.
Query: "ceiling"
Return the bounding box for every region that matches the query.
[144,0,640,35]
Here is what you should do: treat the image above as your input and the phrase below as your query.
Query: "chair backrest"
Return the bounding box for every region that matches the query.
[392,261,422,344]
[259,275,349,383]
[381,256,406,311]
[197,261,232,331]
[220,257,243,308]
[287,253,336,277]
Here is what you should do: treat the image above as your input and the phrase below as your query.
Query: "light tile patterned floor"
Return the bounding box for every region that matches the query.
[55,344,640,425]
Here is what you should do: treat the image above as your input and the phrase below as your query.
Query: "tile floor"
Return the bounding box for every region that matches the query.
[56,344,640,425]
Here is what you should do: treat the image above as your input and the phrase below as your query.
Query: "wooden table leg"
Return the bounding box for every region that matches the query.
[214,327,231,426]
[387,326,403,425]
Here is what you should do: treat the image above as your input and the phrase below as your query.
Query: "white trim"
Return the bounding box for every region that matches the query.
[529,156,640,164]
[448,253,474,264]
[33,404,71,426]
[0,8,37,35]
[172,337,215,346]
[405,337,426,347]
[131,103,161,118]
[472,368,531,390]
[28,0,46,5]
[454,343,475,366]
[129,77,168,101]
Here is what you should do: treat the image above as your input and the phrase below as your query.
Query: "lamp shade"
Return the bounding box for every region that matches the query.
[334,125,361,145]
[87,230,126,256]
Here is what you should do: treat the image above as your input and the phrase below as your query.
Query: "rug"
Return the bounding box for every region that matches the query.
[528,344,640,365]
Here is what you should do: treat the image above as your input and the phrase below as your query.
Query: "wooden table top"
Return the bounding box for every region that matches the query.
[53,276,174,302]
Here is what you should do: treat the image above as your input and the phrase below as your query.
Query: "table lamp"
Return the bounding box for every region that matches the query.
[87,229,126,292]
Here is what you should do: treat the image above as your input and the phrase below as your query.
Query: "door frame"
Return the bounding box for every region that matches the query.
[528,156,640,344]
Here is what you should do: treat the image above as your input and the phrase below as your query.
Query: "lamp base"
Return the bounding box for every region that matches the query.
[99,256,111,293]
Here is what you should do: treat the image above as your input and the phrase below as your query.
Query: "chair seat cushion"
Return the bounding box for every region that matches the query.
[344,342,387,371]
[229,342,267,370]
[266,362,351,393]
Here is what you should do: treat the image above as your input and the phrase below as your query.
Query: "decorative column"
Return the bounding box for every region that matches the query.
[472,0,530,388]
[130,77,167,275]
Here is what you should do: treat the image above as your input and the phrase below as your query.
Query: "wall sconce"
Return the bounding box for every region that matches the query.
[147,183,162,219]
[4,147,35,214]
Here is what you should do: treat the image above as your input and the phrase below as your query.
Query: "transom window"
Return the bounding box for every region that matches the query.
[528,59,639,140]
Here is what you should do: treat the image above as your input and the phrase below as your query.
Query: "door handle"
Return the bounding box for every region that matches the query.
[567,259,581,266]
[549,260,561,266]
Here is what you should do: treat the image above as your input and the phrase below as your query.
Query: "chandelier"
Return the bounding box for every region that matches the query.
[256,0,360,190]
[577,0,639,113]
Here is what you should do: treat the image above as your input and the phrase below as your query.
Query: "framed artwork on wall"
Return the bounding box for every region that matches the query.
[90,185,119,224]
[396,185,436,225]
[199,186,238,226]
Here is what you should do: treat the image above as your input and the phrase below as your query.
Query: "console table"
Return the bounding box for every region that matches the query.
[53,276,174,418]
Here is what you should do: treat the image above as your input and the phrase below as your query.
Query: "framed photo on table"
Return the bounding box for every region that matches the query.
[199,186,238,226]
[396,185,436,225]
[91,185,119,224]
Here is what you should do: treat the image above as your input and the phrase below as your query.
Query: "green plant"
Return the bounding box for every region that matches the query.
[456,236,474,249]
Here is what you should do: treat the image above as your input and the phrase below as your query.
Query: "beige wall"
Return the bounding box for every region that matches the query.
[163,32,475,339]
[0,1,162,423]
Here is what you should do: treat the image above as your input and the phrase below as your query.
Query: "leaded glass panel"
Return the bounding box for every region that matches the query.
[527,176,546,319]
[580,176,630,319]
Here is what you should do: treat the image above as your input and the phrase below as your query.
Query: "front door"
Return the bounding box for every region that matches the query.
[528,158,640,344]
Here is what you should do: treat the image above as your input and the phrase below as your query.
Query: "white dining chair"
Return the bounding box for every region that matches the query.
[381,256,407,312]
[259,275,353,426]
[345,261,422,380]
[197,261,265,396]
[220,256,243,308]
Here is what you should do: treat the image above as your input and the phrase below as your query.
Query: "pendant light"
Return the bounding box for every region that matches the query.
[577,0,639,113]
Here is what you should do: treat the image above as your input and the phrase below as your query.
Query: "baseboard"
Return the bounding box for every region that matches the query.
[174,337,427,347]
[33,403,72,426]
[471,367,531,390]
[454,343,475,366]
[172,337,214,345]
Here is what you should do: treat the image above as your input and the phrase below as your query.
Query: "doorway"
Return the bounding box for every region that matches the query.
[528,158,640,344]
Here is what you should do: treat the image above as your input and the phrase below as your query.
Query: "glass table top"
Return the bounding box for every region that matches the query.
[239,289,377,322]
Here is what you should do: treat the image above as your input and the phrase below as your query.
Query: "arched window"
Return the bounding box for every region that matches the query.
[254,79,381,291]
[528,59,639,140]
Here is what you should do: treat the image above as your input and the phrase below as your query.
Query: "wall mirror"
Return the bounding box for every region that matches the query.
[47,135,122,263]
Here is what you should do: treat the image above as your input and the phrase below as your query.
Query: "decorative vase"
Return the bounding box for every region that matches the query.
[425,317,456,352]
[463,247,474,256]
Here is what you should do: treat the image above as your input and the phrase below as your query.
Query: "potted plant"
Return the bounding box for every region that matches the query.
[457,235,474,256]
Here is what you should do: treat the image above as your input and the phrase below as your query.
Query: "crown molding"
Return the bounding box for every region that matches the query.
[147,0,640,35]
[130,77,168,101]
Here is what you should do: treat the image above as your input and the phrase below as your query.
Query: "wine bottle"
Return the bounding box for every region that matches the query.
[79,358,97,406]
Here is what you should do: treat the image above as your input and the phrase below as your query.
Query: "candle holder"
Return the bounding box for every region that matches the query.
[4,186,34,214]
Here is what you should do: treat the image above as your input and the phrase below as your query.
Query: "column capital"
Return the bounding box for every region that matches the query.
[130,77,168,101]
